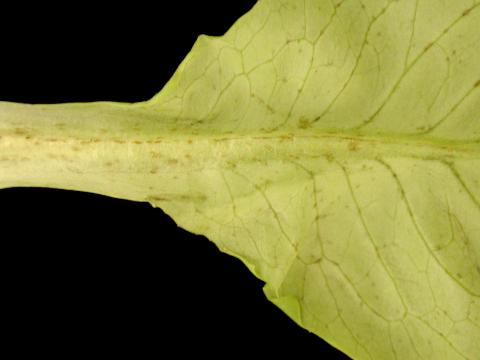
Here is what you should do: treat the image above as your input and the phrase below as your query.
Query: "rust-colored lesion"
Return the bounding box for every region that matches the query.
[280,133,294,142]
[14,128,29,136]
[462,7,472,16]
[297,117,311,129]
[79,138,100,145]
[150,151,162,159]
[348,140,359,152]
[324,152,334,162]
[147,195,169,202]
[424,42,433,52]
[147,193,207,203]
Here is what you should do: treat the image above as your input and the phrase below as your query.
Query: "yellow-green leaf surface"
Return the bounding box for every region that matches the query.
[1,0,479,358]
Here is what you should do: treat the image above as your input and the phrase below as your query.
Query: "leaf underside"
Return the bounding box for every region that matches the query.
[146,1,480,358]
[2,0,480,359]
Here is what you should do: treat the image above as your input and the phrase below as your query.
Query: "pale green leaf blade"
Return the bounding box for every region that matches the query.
[1,0,479,359]
[144,0,480,358]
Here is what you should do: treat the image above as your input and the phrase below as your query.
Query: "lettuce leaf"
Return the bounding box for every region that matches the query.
[1,0,479,358]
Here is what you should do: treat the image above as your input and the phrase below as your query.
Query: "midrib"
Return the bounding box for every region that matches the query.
[0,101,478,201]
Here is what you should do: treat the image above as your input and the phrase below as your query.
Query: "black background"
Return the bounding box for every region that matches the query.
[0,2,349,358]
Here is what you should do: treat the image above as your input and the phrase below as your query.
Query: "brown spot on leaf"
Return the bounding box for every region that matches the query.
[14,128,28,135]
[348,141,359,152]
[280,133,293,141]
[462,7,472,16]
[424,43,433,52]
[474,79,480,88]
[297,117,311,129]
[133,140,143,144]
[148,195,169,202]
[324,152,334,162]
[168,159,178,165]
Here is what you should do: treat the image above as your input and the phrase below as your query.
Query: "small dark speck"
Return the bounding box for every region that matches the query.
[348,141,359,152]
[297,118,311,129]
[474,79,480,88]
[14,128,28,135]
[148,195,168,202]
[424,43,433,52]
[462,7,472,16]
